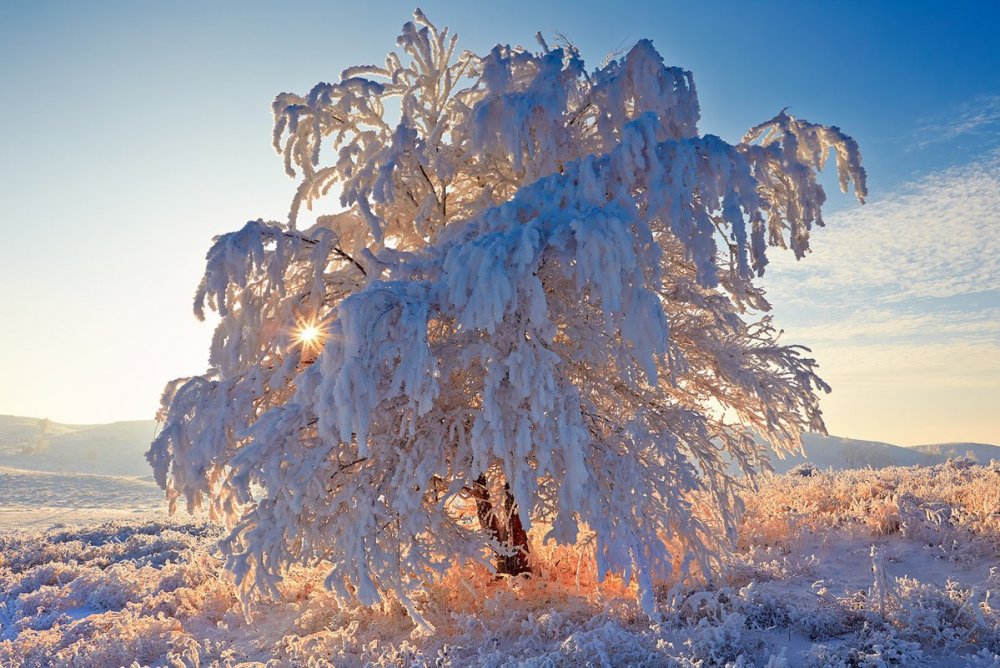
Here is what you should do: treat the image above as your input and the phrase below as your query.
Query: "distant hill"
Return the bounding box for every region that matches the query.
[907,442,1000,462]
[0,415,158,478]
[766,433,1000,473]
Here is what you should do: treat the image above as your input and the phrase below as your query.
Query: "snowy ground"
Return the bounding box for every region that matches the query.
[0,466,166,530]
[3,460,1000,666]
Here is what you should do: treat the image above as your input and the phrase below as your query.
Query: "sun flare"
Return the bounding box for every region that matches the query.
[295,324,322,346]
[292,318,327,356]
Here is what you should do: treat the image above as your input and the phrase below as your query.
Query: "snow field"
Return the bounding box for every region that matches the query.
[0,466,166,531]
[3,460,999,666]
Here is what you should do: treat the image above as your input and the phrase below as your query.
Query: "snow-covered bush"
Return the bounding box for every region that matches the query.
[740,462,1000,556]
[789,462,818,477]
[804,624,924,667]
[149,10,866,621]
[684,611,762,665]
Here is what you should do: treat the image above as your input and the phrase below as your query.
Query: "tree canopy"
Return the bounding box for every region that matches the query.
[149,10,865,627]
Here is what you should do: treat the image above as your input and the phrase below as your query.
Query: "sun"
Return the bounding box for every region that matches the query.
[295,324,322,346]
[292,317,328,358]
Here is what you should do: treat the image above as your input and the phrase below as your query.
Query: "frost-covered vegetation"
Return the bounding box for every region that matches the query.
[150,10,866,621]
[4,461,999,666]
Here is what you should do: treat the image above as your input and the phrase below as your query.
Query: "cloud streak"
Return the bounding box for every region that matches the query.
[761,151,1000,444]
[766,149,1000,306]
[784,303,1000,348]
[914,94,1000,149]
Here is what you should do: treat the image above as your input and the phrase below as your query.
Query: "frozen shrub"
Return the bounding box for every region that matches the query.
[947,455,978,470]
[804,624,924,667]
[789,463,818,477]
[684,612,764,666]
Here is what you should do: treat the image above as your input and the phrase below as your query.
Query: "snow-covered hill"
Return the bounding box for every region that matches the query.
[766,433,932,472]
[0,416,157,479]
[0,416,165,529]
[909,441,1000,463]
[766,433,1000,473]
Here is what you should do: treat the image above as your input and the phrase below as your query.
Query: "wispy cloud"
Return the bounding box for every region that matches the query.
[761,151,1000,444]
[913,93,1000,149]
[765,149,1000,306]
[785,303,1000,347]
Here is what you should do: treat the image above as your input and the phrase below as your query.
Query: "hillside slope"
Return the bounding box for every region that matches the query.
[0,416,157,478]
[909,441,1000,462]
[766,432,1000,473]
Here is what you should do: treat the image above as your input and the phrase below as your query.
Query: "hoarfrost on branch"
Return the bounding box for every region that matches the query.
[149,10,866,625]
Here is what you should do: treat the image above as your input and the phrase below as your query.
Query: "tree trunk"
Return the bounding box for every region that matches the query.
[472,474,531,576]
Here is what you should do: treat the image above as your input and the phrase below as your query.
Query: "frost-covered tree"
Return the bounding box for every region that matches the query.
[149,11,865,625]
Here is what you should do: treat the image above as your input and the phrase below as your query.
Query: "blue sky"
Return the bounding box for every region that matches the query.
[1,1,997,444]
